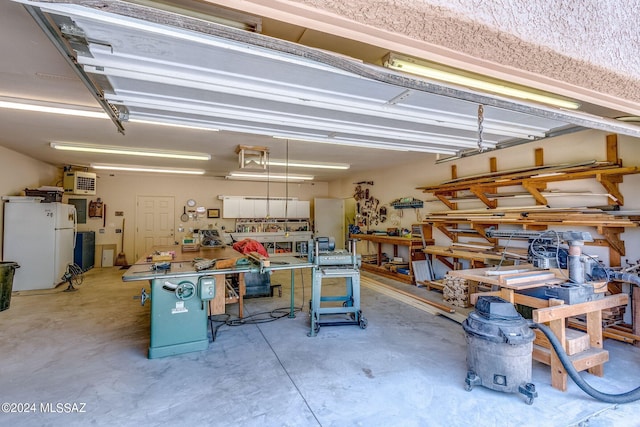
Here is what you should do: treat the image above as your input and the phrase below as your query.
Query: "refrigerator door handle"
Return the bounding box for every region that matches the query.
[72,206,78,249]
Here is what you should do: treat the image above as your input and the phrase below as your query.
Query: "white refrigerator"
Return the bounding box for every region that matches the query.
[3,202,76,291]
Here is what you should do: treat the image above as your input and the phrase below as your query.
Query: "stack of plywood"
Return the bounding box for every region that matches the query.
[443,275,470,307]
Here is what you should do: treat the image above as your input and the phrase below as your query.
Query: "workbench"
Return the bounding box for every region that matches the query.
[122,245,313,358]
[449,266,628,391]
[350,234,433,284]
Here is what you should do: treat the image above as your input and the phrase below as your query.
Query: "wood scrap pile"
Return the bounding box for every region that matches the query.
[361,254,378,264]
[602,306,626,327]
[573,305,626,328]
[443,275,470,307]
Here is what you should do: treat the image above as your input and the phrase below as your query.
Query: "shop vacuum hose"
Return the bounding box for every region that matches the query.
[531,322,640,403]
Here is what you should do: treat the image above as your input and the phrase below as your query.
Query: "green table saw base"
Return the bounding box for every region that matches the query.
[148,275,210,359]
[148,339,210,359]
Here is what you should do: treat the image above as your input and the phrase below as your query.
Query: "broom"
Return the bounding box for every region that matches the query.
[115,218,129,267]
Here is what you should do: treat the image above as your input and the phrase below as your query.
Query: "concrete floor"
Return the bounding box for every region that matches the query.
[1,266,640,427]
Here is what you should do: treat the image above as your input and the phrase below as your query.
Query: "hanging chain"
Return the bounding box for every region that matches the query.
[477,104,485,152]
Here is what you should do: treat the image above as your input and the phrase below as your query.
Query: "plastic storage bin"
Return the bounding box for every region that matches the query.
[0,262,20,311]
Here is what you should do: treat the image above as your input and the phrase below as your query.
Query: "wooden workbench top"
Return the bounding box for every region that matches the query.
[446,265,567,289]
[135,245,241,264]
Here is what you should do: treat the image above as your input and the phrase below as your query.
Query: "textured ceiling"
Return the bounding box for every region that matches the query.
[222,0,640,113]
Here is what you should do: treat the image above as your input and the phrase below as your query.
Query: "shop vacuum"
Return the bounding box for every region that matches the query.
[463,296,640,405]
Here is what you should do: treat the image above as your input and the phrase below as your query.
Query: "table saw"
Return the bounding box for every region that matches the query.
[122,245,312,358]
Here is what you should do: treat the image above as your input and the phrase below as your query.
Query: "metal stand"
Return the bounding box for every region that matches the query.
[308,239,367,336]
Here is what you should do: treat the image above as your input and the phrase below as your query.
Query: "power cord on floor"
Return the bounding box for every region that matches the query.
[208,313,230,342]
[208,266,310,341]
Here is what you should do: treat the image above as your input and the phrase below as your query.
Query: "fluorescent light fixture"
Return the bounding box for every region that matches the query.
[91,164,205,175]
[384,53,581,110]
[128,118,219,132]
[0,97,109,119]
[124,0,262,32]
[50,142,211,161]
[267,159,350,170]
[273,135,458,155]
[227,172,314,181]
[0,97,218,131]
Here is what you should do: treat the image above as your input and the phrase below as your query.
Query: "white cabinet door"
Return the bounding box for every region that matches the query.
[254,199,274,218]
[239,199,256,218]
[268,199,286,218]
[287,200,310,218]
[222,198,241,218]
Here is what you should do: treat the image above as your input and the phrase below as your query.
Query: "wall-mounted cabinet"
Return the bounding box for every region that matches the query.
[222,196,310,219]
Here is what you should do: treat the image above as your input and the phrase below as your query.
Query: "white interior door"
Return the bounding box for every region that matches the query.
[135,196,175,260]
[314,198,345,249]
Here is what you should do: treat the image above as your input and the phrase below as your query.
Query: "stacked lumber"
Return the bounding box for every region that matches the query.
[361,254,378,264]
[602,306,626,326]
[571,305,626,329]
[443,275,470,307]
[422,207,638,228]
[417,161,639,193]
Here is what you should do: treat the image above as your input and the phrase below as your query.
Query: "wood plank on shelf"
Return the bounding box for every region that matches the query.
[431,160,601,186]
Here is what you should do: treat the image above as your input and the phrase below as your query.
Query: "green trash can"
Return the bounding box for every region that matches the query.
[0,262,20,312]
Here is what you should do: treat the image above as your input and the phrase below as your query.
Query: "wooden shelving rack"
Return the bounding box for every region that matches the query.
[417,136,640,266]
[418,134,640,349]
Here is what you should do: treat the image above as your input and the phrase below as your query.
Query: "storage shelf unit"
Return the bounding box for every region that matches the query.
[231,218,311,256]
[417,139,640,266]
[417,140,639,211]
[350,231,434,284]
[230,231,312,256]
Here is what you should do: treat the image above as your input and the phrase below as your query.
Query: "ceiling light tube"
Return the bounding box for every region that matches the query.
[228,172,314,181]
[50,142,211,161]
[0,97,109,119]
[91,164,205,175]
[384,53,581,110]
[128,118,219,132]
[267,159,350,170]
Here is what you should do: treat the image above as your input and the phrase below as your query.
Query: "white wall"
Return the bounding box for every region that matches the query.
[69,172,329,261]
[328,129,640,272]
[0,146,329,262]
[0,146,59,260]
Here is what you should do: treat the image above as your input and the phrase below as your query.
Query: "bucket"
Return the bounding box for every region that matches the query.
[0,262,20,311]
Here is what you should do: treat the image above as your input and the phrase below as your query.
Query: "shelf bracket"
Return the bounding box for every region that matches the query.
[598,226,626,256]
[522,180,548,205]
[435,192,457,210]
[472,223,497,245]
[469,185,497,209]
[597,174,624,205]
[436,224,457,242]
